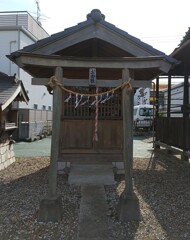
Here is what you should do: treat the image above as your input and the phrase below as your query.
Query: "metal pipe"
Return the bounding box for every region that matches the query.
[9,40,17,75]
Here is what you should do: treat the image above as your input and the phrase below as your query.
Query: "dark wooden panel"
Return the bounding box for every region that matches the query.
[60,119,123,152]
[60,120,93,149]
[156,117,190,150]
[59,153,123,163]
[96,120,123,150]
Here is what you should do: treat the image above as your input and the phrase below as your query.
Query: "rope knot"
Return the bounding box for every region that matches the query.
[48,76,57,89]
[122,78,133,92]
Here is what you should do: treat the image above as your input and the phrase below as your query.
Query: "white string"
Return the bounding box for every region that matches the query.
[64,92,72,102]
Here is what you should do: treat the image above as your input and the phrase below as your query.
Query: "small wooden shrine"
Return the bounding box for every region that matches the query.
[8,9,177,222]
[0,72,29,170]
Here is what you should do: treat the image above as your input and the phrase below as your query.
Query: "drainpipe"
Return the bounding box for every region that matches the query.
[9,40,17,75]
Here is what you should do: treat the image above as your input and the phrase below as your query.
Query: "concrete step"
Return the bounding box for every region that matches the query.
[68,163,115,185]
[77,185,111,240]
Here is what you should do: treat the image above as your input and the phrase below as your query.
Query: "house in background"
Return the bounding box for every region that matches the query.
[0,11,52,140]
[162,81,190,117]
[155,27,190,161]
[0,72,29,170]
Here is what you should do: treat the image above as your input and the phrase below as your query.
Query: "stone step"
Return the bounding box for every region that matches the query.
[68,163,115,185]
[77,185,111,240]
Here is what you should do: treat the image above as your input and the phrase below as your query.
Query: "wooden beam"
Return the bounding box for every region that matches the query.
[16,54,172,72]
[48,66,63,197]
[32,77,152,88]
[118,69,140,221]
[132,80,152,88]
[155,141,190,158]
[182,73,189,161]
[122,68,133,195]
[155,77,159,118]
[167,75,171,118]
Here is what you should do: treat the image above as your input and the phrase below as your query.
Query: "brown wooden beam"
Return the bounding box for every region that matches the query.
[167,75,171,118]
[37,66,63,222]
[182,73,189,161]
[48,66,63,196]
[32,77,152,88]
[15,54,172,72]
[122,68,133,195]
[118,68,140,221]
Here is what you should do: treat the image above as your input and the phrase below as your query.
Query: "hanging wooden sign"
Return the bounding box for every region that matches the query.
[89,68,96,85]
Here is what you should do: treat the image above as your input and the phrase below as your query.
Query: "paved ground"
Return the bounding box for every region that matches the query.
[77,185,111,240]
[13,135,153,158]
[13,137,51,157]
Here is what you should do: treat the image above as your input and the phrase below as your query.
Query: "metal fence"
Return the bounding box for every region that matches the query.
[13,109,52,140]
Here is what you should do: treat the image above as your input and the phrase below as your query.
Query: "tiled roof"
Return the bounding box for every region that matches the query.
[180,27,190,46]
[14,9,176,64]
[0,73,29,110]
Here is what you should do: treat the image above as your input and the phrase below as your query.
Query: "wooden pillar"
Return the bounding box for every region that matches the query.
[154,77,160,147]
[122,68,133,195]
[167,75,171,118]
[118,68,140,221]
[37,67,63,222]
[182,72,189,161]
[155,77,159,118]
[48,67,63,196]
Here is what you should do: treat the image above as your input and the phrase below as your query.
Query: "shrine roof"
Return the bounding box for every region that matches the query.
[0,72,29,111]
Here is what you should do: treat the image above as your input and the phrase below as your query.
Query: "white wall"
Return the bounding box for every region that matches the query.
[0,30,19,76]
[0,28,52,110]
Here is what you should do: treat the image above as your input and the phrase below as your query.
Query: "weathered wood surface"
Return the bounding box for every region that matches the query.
[48,66,62,197]
[16,54,171,71]
[122,68,133,195]
[31,24,152,57]
[60,119,122,151]
[32,77,152,88]
[156,117,190,150]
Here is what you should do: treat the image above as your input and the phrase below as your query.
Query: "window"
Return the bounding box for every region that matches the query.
[48,106,51,111]
[42,105,46,110]
[64,86,122,120]
[34,104,38,109]
[139,108,153,116]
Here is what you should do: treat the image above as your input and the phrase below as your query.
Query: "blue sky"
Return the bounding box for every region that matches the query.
[1,0,190,55]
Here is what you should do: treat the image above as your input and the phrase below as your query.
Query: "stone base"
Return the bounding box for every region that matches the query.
[57,161,71,174]
[37,195,62,222]
[118,192,140,221]
[0,141,15,170]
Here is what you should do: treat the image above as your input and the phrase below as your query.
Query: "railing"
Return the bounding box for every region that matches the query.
[1,122,17,130]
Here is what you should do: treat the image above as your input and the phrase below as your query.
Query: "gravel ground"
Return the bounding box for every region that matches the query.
[0,157,81,240]
[0,151,190,240]
[106,150,190,240]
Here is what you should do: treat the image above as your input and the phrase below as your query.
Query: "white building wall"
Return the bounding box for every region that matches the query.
[0,26,52,110]
[0,30,19,75]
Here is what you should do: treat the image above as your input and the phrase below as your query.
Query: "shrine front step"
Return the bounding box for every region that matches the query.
[59,153,123,163]
[77,185,112,240]
[68,162,115,185]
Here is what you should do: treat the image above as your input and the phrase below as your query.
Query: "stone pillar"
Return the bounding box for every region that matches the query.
[38,67,63,222]
[118,68,140,221]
